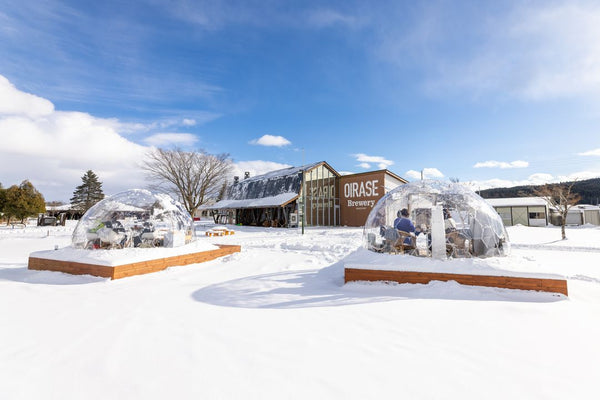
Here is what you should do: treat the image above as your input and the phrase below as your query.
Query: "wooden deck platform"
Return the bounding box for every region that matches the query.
[344,268,568,296]
[28,244,241,279]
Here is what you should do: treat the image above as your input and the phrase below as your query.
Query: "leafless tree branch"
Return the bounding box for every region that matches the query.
[534,180,580,240]
[141,148,233,217]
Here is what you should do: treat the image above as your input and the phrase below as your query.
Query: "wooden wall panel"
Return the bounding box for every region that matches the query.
[339,171,385,227]
[28,257,115,278]
[344,268,568,296]
[29,245,241,280]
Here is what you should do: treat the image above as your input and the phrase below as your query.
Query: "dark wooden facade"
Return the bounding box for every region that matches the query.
[205,163,407,228]
[339,170,407,227]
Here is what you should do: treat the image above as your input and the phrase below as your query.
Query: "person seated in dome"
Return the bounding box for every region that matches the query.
[443,208,471,257]
[443,208,457,233]
[394,208,416,245]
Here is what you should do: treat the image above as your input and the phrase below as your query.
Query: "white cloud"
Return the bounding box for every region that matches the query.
[161,2,363,32]
[467,170,600,190]
[505,3,600,100]
[405,168,444,180]
[473,160,529,169]
[307,9,361,28]
[116,113,219,135]
[0,75,54,118]
[0,74,153,201]
[557,170,600,182]
[405,171,420,179]
[353,153,393,169]
[579,148,600,156]
[230,160,292,181]
[377,2,600,101]
[526,173,555,184]
[143,133,198,147]
[250,134,291,147]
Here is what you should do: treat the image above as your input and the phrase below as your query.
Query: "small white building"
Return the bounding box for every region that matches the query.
[485,197,549,227]
[550,204,600,226]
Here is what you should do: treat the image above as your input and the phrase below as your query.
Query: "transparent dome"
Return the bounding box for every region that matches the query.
[72,189,195,249]
[363,180,509,258]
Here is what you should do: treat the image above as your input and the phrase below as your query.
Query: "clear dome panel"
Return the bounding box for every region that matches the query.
[72,189,195,249]
[363,180,510,258]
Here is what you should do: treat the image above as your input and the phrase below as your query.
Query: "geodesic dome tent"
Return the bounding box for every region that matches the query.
[72,189,195,249]
[363,180,509,258]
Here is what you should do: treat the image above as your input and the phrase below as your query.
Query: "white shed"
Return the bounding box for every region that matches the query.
[550,204,600,226]
[485,197,549,227]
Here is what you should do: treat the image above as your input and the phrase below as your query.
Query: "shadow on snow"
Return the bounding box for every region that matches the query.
[191,261,565,309]
[0,264,106,285]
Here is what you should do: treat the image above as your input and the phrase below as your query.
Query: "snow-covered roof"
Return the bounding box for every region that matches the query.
[237,161,325,183]
[46,204,73,211]
[204,193,299,210]
[549,204,600,213]
[485,197,548,207]
[209,161,335,210]
[573,204,600,210]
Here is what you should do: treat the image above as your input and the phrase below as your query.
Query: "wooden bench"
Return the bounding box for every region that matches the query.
[206,227,235,237]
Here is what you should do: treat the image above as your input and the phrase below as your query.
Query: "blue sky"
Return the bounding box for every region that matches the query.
[1,0,600,201]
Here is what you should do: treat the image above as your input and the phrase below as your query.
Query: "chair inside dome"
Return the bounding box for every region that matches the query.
[363,181,509,258]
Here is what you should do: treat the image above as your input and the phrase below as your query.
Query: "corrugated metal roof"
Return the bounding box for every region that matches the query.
[225,161,336,202]
[234,161,323,184]
[203,161,337,210]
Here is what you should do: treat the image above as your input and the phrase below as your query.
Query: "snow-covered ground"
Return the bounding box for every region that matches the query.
[1,221,599,399]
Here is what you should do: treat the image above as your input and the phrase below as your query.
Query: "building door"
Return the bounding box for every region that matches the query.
[584,210,600,225]
[495,207,512,226]
[512,207,528,225]
[566,211,583,225]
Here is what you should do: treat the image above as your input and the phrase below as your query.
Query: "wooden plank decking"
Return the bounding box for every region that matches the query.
[344,268,568,296]
[28,244,241,279]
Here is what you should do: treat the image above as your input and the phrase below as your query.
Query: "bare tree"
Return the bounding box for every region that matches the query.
[534,181,581,240]
[141,148,233,217]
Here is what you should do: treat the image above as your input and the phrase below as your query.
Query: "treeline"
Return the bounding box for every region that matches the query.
[0,170,105,226]
[0,180,46,225]
[479,178,600,205]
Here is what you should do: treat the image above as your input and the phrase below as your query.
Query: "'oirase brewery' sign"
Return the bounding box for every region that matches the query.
[339,170,399,227]
[344,180,379,208]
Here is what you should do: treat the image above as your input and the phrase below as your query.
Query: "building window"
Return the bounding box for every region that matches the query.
[529,212,545,219]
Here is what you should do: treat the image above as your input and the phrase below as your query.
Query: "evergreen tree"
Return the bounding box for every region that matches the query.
[0,182,6,220]
[70,170,105,214]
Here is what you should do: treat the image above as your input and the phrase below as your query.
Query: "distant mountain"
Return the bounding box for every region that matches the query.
[479,178,600,205]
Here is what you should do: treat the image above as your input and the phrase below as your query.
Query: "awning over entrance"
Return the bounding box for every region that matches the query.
[203,192,299,210]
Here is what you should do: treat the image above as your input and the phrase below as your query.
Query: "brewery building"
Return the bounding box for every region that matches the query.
[202,161,407,227]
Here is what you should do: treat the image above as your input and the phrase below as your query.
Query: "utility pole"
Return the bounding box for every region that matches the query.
[301,148,305,235]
